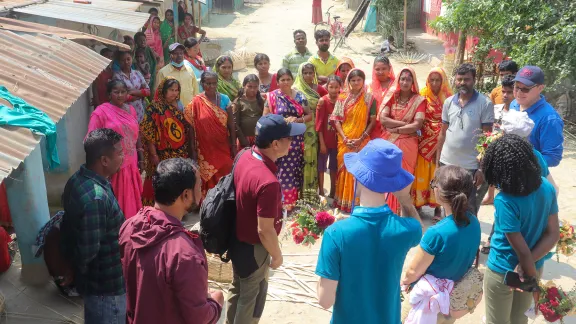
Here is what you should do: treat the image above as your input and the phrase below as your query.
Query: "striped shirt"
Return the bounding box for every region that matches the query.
[61,165,125,296]
[282,48,313,76]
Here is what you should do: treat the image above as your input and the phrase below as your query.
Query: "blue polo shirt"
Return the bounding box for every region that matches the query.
[510,96,564,167]
[421,212,481,281]
[487,177,559,274]
[316,204,422,324]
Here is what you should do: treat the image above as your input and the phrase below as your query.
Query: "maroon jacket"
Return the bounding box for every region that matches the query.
[119,207,221,324]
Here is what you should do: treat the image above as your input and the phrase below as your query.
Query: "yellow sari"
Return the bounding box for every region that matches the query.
[331,69,374,212]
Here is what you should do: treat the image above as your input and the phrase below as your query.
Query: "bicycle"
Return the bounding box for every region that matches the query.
[314,6,346,44]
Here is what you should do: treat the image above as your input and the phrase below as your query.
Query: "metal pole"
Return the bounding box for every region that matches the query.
[403,0,407,49]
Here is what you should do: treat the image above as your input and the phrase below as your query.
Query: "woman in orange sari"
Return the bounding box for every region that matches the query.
[185,71,237,197]
[331,69,378,212]
[334,57,355,89]
[369,56,395,139]
[414,68,453,222]
[378,66,426,214]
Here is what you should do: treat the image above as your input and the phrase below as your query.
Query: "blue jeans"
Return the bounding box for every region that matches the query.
[84,294,126,324]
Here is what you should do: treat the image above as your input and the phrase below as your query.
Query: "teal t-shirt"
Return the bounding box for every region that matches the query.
[421,212,481,281]
[316,205,422,324]
[487,177,558,274]
[533,148,549,177]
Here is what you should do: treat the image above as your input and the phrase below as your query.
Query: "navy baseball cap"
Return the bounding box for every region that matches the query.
[513,66,545,87]
[255,115,306,142]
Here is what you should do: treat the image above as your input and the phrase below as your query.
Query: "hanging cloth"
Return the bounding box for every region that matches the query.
[0,86,60,169]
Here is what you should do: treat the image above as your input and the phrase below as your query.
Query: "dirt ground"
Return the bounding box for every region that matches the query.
[201,0,576,323]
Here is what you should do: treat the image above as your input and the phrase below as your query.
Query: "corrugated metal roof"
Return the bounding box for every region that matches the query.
[54,0,143,11]
[0,17,130,49]
[0,29,109,182]
[13,1,150,32]
[0,0,42,12]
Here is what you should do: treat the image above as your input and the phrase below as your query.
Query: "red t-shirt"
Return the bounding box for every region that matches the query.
[0,227,11,273]
[95,68,113,107]
[234,147,282,245]
[315,94,338,149]
[317,85,328,97]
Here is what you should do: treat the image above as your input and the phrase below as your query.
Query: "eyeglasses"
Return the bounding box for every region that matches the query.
[430,178,437,189]
[457,109,464,130]
[514,85,537,93]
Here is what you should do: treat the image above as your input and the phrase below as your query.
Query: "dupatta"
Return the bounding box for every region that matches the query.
[160,19,175,57]
[331,68,373,123]
[419,67,452,161]
[335,57,356,89]
[369,61,395,138]
[293,62,321,110]
[214,56,242,101]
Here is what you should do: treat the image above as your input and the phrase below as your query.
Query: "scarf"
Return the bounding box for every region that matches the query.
[214,56,241,101]
[293,62,321,109]
[420,67,452,110]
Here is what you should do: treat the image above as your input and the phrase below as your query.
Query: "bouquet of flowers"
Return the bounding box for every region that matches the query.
[476,130,503,161]
[289,191,337,246]
[538,282,576,323]
[556,220,576,261]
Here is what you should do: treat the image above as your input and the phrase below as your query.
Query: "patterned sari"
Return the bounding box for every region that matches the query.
[88,103,142,218]
[378,67,426,214]
[413,68,453,207]
[369,62,395,138]
[185,93,233,197]
[267,89,308,210]
[293,63,321,199]
[214,56,242,101]
[330,69,374,212]
[160,19,175,63]
[140,77,189,206]
[145,16,164,64]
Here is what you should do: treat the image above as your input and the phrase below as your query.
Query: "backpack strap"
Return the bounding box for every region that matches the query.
[231,147,250,176]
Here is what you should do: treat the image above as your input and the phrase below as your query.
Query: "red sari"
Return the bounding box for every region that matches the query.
[369,63,395,139]
[185,94,233,197]
[378,67,426,214]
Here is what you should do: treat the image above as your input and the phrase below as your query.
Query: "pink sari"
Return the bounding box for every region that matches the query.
[88,103,143,218]
[145,16,164,63]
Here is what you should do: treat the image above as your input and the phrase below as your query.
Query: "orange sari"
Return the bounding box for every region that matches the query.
[185,93,233,197]
[413,68,453,207]
[331,69,374,212]
[369,62,395,139]
[378,67,426,214]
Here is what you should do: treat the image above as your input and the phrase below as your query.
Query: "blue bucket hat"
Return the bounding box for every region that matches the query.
[344,139,414,193]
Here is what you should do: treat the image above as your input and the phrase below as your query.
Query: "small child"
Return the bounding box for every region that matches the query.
[315,75,341,198]
[380,35,396,54]
[134,48,151,85]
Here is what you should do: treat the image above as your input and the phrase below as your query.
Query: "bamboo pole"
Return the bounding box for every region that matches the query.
[403,0,407,49]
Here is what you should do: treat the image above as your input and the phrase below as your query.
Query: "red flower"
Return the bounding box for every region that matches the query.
[293,231,305,244]
[540,304,562,322]
[547,287,560,300]
[316,211,335,229]
[311,232,319,240]
[550,299,559,308]
[482,143,488,148]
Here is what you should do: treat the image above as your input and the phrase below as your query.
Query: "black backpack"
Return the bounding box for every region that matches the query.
[200,148,248,262]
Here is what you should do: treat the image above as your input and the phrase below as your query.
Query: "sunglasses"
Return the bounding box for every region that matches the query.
[514,85,537,93]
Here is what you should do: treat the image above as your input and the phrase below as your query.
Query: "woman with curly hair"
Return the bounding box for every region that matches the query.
[482,134,560,324]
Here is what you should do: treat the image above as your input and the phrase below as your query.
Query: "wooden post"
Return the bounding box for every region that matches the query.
[198,0,202,29]
[191,0,196,24]
[403,0,407,49]
[173,0,179,43]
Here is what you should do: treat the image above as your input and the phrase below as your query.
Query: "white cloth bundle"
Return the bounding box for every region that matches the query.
[405,274,454,324]
[501,109,535,138]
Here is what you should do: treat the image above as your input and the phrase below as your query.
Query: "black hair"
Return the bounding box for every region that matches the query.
[152,16,161,24]
[153,158,197,205]
[135,47,146,57]
[498,60,519,74]
[374,55,391,66]
[106,79,127,94]
[301,63,316,74]
[184,37,199,49]
[123,35,134,44]
[115,50,132,62]
[255,136,273,149]
[314,29,331,41]
[200,71,218,85]
[501,75,515,88]
[347,69,365,81]
[254,53,270,67]
[482,134,542,196]
[293,29,306,38]
[455,63,476,79]
[165,9,174,15]
[388,35,395,42]
[134,32,146,43]
[84,128,123,166]
[183,12,194,23]
[100,48,113,56]
[276,68,293,82]
[148,7,159,14]
[326,75,342,86]
[435,166,473,226]
[162,78,181,97]
[216,55,234,69]
[236,74,264,110]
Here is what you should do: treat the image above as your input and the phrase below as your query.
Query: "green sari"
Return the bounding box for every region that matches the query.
[214,56,242,101]
[293,63,320,199]
[160,20,175,63]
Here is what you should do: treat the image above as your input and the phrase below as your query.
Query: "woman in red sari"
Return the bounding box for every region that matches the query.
[185,71,237,197]
[369,56,395,139]
[378,66,426,214]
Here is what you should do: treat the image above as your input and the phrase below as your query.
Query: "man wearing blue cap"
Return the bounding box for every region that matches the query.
[316,138,422,324]
[227,115,306,324]
[510,65,564,167]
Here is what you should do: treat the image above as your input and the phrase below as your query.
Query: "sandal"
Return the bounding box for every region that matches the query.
[481,245,491,254]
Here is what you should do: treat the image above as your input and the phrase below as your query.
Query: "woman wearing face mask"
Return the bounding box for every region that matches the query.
[414,68,453,223]
[160,9,176,63]
[368,56,395,138]
[378,67,426,214]
[264,68,312,210]
[113,50,150,122]
[214,55,241,101]
[178,13,206,43]
[185,71,236,198]
[145,16,164,66]
[294,62,328,199]
[88,80,144,218]
[331,69,378,212]
[140,77,190,206]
